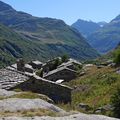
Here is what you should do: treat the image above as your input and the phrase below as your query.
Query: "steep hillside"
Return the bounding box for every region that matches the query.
[0,1,99,67]
[1,23,97,68]
[0,23,49,67]
[87,15,120,54]
[64,65,120,116]
[72,19,101,37]
[0,23,22,67]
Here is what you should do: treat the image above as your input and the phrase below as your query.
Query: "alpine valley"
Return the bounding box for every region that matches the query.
[0,1,99,67]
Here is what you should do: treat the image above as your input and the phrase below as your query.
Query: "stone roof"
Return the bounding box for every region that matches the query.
[58,58,82,68]
[0,69,29,90]
[58,62,73,68]
[32,60,43,65]
[46,57,61,63]
[44,66,77,78]
[6,66,16,71]
[11,64,17,69]
[25,64,33,69]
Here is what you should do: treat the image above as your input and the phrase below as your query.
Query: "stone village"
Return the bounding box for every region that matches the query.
[0,57,83,103]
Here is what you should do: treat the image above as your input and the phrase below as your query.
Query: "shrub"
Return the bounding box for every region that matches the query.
[113,50,120,65]
[53,58,61,69]
[61,54,69,63]
[111,87,120,118]
[36,69,43,77]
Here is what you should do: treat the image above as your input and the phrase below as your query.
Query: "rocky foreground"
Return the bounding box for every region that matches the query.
[0,113,119,120]
[0,89,118,120]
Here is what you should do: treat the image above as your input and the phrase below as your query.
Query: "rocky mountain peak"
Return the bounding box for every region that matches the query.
[72,19,100,37]
[0,1,14,11]
[111,14,120,23]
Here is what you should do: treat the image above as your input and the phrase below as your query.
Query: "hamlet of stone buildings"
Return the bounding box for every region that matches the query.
[0,57,83,103]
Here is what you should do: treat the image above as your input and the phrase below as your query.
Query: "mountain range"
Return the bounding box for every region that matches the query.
[87,15,120,54]
[72,19,107,37]
[0,1,99,67]
[72,16,120,55]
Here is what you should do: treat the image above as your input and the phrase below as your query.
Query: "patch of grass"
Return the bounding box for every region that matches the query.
[21,109,56,117]
[0,109,56,117]
[61,66,120,114]
[0,96,6,100]
[10,91,53,103]
[13,88,23,92]
[57,103,75,112]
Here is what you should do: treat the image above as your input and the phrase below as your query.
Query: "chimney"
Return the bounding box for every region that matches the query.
[17,58,25,71]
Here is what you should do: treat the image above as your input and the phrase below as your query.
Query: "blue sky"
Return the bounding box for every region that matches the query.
[1,0,120,25]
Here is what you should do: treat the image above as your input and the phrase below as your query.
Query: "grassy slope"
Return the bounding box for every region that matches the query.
[95,44,120,64]
[59,65,120,117]
[0,23,65,68]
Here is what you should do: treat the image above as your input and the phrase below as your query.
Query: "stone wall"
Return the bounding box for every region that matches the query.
[11,75,72,103]
[29,61,43,69]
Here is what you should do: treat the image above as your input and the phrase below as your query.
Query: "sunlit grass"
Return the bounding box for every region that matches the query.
[61,66,120,115]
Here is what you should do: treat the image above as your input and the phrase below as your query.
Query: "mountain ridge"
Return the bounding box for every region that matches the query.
[71,19,106,37]
[0,1,99,67]
[87,14,120,54]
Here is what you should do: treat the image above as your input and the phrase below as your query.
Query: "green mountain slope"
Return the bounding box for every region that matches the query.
[0,1,99,67]
[0,23,47,67]
[87,15,120,54]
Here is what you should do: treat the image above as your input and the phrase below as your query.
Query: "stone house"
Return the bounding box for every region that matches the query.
[29,60,43,69]
[0,68,72,103]
[16,59,34,73]
[58,58,82,71]
[24,64,34,73]
[43,66,77,82]
[42,57,62,73]
[10,75,72,103]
